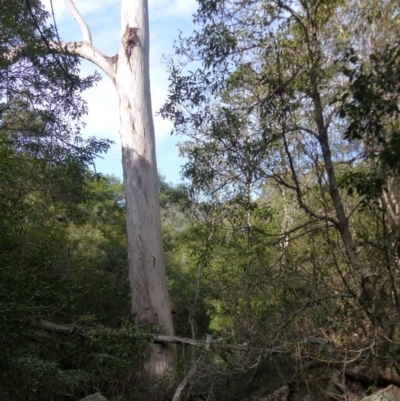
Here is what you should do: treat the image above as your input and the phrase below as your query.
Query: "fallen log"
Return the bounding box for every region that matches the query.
[36,319,249,351]
[39,319,85,336]
[155,334,248,350]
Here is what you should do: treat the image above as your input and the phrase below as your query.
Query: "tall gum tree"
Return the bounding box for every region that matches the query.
[55,0,176,377]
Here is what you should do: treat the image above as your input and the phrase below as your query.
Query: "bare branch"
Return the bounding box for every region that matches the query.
[287,125,319,140]
[63,0,92,44]
[36,320,249,351]
[280,131,339,227]
[273,0,308,36]
[52,41,116,80]
[172,354,204,401]
[2,44,27,65]
[347,195,367,220]
[271,293,355,342]
[154,334,250,351]
[3,41,116,81]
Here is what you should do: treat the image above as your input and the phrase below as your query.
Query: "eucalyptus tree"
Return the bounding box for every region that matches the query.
[4,0,176,377]
[162,0,400,358]
[62,0,177,377]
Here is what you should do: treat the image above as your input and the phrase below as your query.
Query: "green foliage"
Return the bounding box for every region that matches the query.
[337,169,385,200]
[160,0,400,398]
[159,176,212,338]
[1,320,153,401]
[0,169,157,400]
[2,0,400,399]
[0,2,156,399]
[339,40,400,173]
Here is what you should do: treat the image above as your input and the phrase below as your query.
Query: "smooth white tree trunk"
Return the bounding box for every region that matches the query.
[57,0,177,378]
[116,0,176,377]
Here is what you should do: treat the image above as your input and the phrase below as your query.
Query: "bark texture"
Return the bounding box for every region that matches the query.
[116,0,176,377]
[58,0,177,378]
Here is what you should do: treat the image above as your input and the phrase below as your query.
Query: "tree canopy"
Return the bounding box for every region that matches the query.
[1,0,400,400]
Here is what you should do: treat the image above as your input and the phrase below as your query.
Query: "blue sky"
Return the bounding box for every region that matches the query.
[42,0,197,184]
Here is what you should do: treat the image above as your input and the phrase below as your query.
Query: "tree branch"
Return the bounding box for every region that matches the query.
[3,41,116,81]
[1,45,27,65]
[172,336,211,401]
[51,41,116,80]
[63,0,92,44]
[287,125,319,140]
[280,131,339,227]
[4,0,117,80]
[36,320,249,351]
[347,195,367,220]
[172,354,203,401]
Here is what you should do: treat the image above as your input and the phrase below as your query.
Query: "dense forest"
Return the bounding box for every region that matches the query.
[1,0,400,400]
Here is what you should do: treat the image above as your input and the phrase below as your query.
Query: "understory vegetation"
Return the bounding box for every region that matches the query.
[1,0,400,400]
